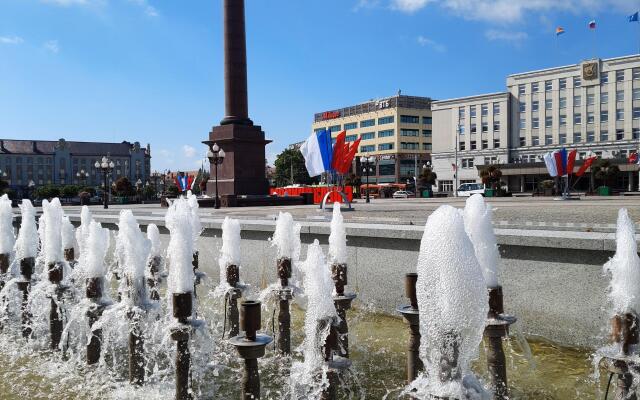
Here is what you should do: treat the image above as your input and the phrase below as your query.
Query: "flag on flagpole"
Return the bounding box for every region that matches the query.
[300,129,333,177]
[555,26,565,36]
[588,20,596,29]
[629,12,639,22]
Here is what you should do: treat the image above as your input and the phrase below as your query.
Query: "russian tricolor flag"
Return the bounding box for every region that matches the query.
[300,129,333,177]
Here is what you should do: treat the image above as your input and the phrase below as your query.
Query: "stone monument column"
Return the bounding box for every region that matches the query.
[204,0,271,200]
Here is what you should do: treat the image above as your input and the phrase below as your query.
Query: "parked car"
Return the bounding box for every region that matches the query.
[392,190,414,199]
[456,183,485,197]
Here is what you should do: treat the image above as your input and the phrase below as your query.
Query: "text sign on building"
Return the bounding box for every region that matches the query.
[375,99,390,109]
[321,111,341,120]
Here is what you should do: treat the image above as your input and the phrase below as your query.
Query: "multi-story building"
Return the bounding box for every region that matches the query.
[311,94,433,184]
[432,54,640,193]
[0,138,151,196]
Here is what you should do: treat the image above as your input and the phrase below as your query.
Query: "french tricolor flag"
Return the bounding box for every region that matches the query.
[300,129,333,177]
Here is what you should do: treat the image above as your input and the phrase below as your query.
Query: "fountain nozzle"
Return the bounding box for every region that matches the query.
[611,312,640,355]
[331,263,347,296]
[226,264,239,287]
[86,277,103,299]
[47,261,64,284]
[277,257,292,287]
[172,292,193,323]
[488,286,504,318]
[20,257,34,280]
[405,273,418,310]
[241,300,261,341]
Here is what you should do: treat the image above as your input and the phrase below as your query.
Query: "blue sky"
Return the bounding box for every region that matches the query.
[1,0,639,172]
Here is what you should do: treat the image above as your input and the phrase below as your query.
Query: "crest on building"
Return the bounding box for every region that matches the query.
[581,60,599,82]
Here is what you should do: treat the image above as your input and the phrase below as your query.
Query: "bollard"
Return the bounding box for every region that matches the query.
[484,286,516,400]
[276,257,292,355]
[331,263,356,358]
[128,309,145,385]
[226,264,241,338]
[228,300,273,400]
[48,261,64,350]
[397,273,423,382]
[86,277,106,365]
[171,292,193,400]
[17,257,35,338]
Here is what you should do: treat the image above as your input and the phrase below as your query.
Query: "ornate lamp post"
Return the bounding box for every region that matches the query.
[135,178,142,203]
[206,143,226,209]
[76,169,89,186]
[94,156,114,209]
[28,180,35,200]
[360,155,376,203]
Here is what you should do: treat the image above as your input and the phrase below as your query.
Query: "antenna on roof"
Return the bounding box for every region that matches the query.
[397,89,402,96]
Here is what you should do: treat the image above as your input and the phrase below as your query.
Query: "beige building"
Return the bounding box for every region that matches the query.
[311,94,432,184]
[432,54,640,193]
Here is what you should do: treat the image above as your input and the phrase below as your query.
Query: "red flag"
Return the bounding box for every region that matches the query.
[566,149,578,175]
[338,138,361,174]
[451,163,457,171]
[628,152,638,164]
[575,157,596,177]
[331,131,346,171]
[554,151,565,176]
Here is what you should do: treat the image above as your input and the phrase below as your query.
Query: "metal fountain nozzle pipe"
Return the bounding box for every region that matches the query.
[170,291,194,400]
[20,257,35,281]
[0,253,10,275]
[48,261,64,284]
[86,277,106,365]
[240,300,261,341]
[277,257,292,288]
[173,292,193,323]
[487,286,505,319]
[331,263,347,296]
[405,272,418,310]
[226,264,240,287]
[397,272,423,383]
[484,284,516,400]
[64,247,75,263]
[86,277,104,300]
[610,312,640,355]
[17,257,36,339]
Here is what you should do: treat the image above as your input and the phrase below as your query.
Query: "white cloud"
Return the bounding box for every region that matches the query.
[0,36,24,45]
[391,0,432,13]
[485,29,528,43]
[41,0,91,5]
[353,0,382,11]
[182,145,196,158]
[417,35,446,52]
[44,40,59,53]
[127,0,159,17]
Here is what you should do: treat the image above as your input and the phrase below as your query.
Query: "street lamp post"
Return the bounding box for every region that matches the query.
[135,179,142,203]
[76,169,89,186]
[360,155,376,204]
[94,156,115,209]
[206,143,226,209]
[28,180,35,200]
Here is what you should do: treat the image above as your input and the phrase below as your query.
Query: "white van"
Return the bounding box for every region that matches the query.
[456,183,485,197]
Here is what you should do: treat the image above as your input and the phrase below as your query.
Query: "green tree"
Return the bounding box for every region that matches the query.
[35,185,60,199]
[592,159,620,188]
[417,167,437,192]
[114,177,133,196]
[479,165,503,190]
[274,148,317,187]
[143,184,155,199]
[167,185,180,197]
[61,185,79,199]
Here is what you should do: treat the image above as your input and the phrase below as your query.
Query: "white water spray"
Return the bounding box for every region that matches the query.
[15,200,38,260]
[61,216,75,252]
[165,198,195,295]
[328,202,347,265]
[43,198,64,265]
[0,194,15,255]
[272,212,296,260]
[85,221,110,279]
[216,217,241,294]
[116,210,151,306]
[463,194,501,288]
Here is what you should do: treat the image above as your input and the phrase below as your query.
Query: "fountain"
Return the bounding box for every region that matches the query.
[291,240,341,399]
[84,220,111,365]
[116,210,152,385]
[397,272,423,382]
[408,205,488,399]
[597,208,640,400]
[328,202,356,359]
[464,194,517,399]
[61,216,76,266]
[187,192,204,298]
[15,200,38,338]
[146,224,163,301]
[218,217,243,338]
[0,194,14,331]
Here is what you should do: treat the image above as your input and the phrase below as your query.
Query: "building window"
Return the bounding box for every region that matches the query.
[422,129,432,137]
[601,92,609,103]
[545,99,552,110]
[481,140,488,149]
[532,136,540,146]
[559,134,567,144]
[400,129,419,137]
[481,122,488,133]
[616,129,625,140]
[378,143,394,151]
[400,115,419,124]
[493,139,500,148]
[519,137,526,146]
[616,109,624,121]
[587,131,595,142]
[345,134,357,142]
[378,116,394,124]
[379,162,395,176]
[360,119,375,128]
[634,107,640,120]
[587,93,595,106]
[531,82,539,93]
[439,180,453,192]
[519,102,526,113]
[493,120,500,131]
[361,132,375,140]
[633,88,640,100]
[573,132,582,143]
[559,115,567,126]
[518,84,525,95]
[493,103,500,115]
[574,95,581,107]
[459,125,465,134]
[574,113,582,125]
[458,107,465,118]
[422,143,432,151]
[459,141,466,150]
[422,116,432,125]
[545,135,553,145]
[344,122,357,130]
[329,125,341,132]
[616,91,624,102]
[400,142,418,150]
[471,123,477,134]
[587,111,595,124]
[545,80,552,92]
[601,73,609,84]
[616,70,625,82]
[481,104,488,116]
[545,116,553,128]
[461,158,474,168]
[559,97,566,109]
[601,131,609,141]
[633,128,640,139]
[470,140,477,150]
[574,77,581,88]
[470,106,476,118]
[633,68,640,80]
[601,110,609,122]
[559,78,567,89]
[531,101,538,112]
[378,129,394,138]
[519,118,526,130]
[532,117,539,129]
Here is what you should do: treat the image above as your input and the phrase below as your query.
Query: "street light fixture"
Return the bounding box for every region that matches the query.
[76,169,89,186]
[360,155,376,204]
[94,156,115,209]
[206,143,225,209]
[28,180,35,200]
[136,178,143,203]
